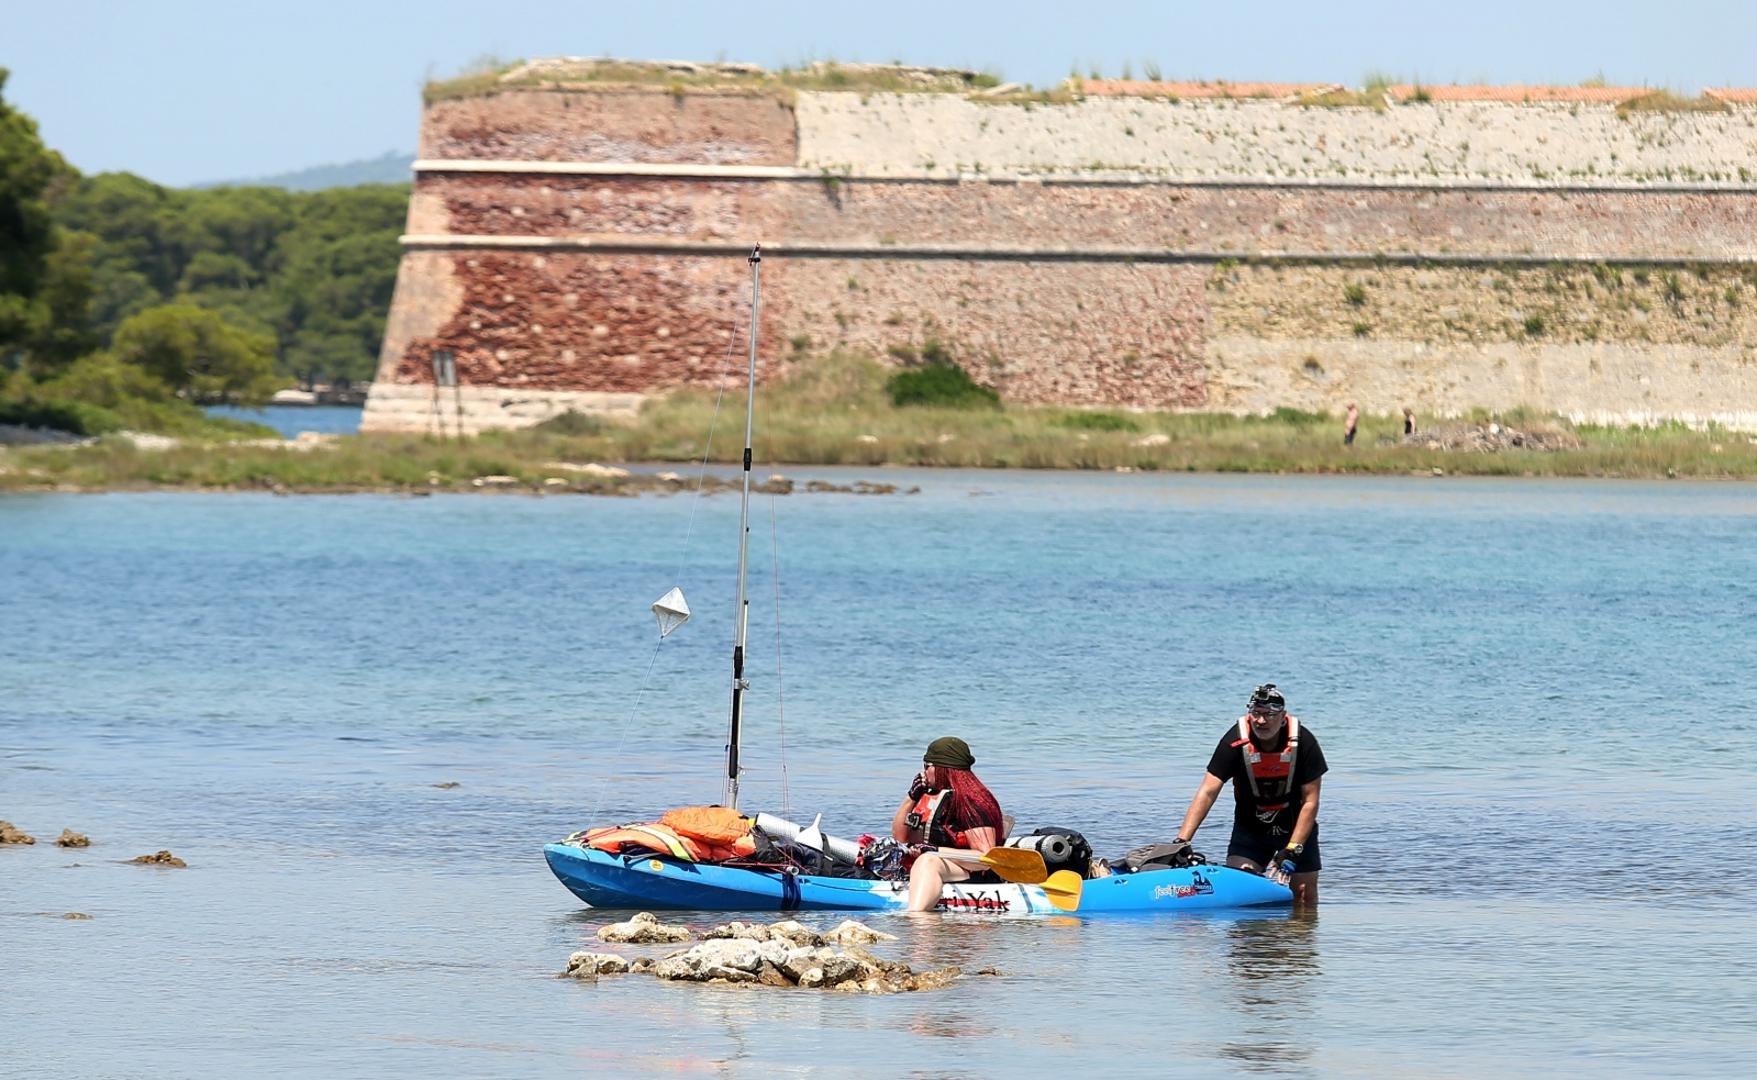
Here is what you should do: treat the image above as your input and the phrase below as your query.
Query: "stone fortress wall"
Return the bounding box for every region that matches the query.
[365,61,1757,433]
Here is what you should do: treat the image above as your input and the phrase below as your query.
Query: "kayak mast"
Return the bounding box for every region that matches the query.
[726,244,761,810]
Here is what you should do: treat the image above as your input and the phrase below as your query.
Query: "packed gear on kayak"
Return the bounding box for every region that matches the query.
[1004,827,1093,878]
[574,812,761,863]
[572,809,1211,885]
[1102,840,1209,874]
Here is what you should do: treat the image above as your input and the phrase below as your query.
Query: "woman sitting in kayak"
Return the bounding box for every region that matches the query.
[892,736,1006,911]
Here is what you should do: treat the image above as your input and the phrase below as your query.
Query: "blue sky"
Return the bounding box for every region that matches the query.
[9,1,1757,186]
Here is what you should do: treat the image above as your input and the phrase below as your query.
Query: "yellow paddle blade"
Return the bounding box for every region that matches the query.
[979,847,1049,884]
[1040,870,1084,912]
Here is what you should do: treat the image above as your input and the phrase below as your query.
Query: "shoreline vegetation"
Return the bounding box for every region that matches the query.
[5,355,1757,493]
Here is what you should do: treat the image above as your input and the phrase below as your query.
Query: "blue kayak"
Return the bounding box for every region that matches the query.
[544,842,1292,915]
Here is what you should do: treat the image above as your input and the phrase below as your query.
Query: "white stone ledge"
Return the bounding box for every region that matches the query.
[360,383,646,435]
[399,234,1757,266]
[412,158,1757,193]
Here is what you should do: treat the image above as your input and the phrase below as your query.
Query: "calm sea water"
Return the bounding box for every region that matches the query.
[204,403,363,436]
[4,471,1756,1078]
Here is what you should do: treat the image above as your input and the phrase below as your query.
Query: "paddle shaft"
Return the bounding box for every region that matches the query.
[936,847,1050,884]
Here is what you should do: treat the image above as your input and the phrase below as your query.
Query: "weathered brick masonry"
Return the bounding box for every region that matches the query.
[366,65,1757,433]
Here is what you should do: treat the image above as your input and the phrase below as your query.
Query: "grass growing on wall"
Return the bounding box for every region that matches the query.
[425,58,1003,104]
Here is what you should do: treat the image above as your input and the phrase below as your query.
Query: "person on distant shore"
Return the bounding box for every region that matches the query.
[1403,407,1417,436]
[893,736,1005,911]
[1171,684,1329,905]
[1343,403,1359,446]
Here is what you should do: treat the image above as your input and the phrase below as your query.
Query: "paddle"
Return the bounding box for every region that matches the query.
[937,850,1083,911]
[1039,870,1084,913]
[938,846,1049,884]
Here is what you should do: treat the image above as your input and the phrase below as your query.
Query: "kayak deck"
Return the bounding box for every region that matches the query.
[543,842,1292,915]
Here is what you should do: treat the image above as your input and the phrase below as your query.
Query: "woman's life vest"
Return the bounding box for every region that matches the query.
[1235,714,1301,823]
[904,790,972,849]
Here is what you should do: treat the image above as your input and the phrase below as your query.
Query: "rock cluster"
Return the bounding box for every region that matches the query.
[704,918,897,947]
[563,914,985,993]
[596,911,692,944]
[129,850,187,867]
[1,820,36,845]
[55,829,90,848]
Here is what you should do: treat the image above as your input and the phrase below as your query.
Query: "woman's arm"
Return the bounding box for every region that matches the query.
[959,825,998,855]
[891,796,915,843]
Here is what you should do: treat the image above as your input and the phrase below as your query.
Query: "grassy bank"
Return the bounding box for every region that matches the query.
[6,356,1757,492]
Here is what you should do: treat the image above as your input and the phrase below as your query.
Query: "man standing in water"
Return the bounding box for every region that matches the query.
[1172,684,1328,905]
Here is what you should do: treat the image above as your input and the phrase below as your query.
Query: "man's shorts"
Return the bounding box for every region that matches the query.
[1227,829,1322,874]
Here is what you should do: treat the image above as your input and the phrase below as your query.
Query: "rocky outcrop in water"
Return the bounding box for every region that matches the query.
[596,911,692,943]
[1,820,36,845]
[564,914,985,993]
[128,850,187,867]
[55,830,90,848]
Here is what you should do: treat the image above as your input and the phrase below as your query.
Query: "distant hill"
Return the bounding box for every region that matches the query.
[194,150,414,191]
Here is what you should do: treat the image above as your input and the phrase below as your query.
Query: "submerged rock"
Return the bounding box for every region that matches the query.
[822,919,897,946]
[128,850,187,867]
[431,781,461,789]
[703,919,772,942]
[768,920,823,947]
[597,911,691,944]
[652,937,791,982]
[562,951,630,979]
[55,829,90,848]
[0,820,36,845]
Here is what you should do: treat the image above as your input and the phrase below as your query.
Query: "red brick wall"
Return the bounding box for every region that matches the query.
[422,90,797,164]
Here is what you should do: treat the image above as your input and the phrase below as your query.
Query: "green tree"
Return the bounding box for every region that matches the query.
[24,227,100,372]
[111,304,278,404]
[0,68,68,354]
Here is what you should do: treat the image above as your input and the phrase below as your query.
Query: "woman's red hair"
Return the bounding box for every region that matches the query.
[942,768,1004,838]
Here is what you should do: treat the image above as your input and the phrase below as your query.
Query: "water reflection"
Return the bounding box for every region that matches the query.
[1216,909,1321,1071]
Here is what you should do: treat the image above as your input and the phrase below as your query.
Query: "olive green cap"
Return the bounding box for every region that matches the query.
[923,736,975,769]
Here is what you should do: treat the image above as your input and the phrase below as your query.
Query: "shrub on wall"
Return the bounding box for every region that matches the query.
[885,359,1000,409]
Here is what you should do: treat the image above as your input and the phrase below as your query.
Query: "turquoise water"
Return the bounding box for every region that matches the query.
[205,403,363,436]
[3,472,1755,1077]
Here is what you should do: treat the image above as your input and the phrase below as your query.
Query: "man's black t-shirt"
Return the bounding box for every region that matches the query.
[1206,721,1329,836]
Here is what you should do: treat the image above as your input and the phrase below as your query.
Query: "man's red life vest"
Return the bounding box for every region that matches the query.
[1233,714,1302,820]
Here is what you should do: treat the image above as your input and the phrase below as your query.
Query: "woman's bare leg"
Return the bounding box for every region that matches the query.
[906,853,972,912]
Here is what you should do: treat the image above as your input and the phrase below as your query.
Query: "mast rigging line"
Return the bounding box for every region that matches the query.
[584,284,744,826]
[768,476,791,818]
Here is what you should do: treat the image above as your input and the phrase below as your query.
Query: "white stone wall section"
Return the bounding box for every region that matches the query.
[795,94,1757,186]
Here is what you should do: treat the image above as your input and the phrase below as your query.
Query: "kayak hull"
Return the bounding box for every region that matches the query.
[543,842,1292,915]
